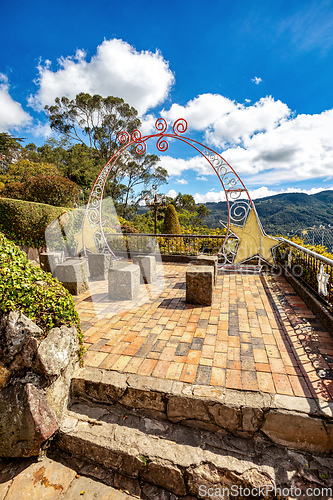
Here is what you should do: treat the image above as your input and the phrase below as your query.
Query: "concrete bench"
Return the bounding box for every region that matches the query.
[108,264,140,300]
[40,252,65,274]
[133,255,156,284]
[196,255,218,285]
[186,265,214,306]
[54,258,89,295]
[88,253,113,280]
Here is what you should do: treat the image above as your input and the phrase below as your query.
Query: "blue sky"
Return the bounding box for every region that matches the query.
[1,0,333,203]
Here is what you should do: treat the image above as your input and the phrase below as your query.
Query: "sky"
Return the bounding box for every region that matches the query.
[1,0,333,203]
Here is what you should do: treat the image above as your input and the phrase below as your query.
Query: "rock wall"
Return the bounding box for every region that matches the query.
[0,311,79,457]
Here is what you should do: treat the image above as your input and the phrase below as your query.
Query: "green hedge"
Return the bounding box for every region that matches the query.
[0,197,69,248]
[0,233,84,357]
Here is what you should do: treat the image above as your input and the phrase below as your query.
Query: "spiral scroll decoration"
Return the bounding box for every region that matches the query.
[173,118,187,135]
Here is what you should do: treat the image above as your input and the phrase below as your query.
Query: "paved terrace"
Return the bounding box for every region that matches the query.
[75,262,333,402]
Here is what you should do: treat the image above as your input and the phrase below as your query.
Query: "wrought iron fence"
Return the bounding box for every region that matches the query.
[287,226,333,252]
[106,233,226,257]
[277,237,333,309]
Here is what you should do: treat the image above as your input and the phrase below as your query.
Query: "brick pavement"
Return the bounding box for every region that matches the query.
[74,263,333,401]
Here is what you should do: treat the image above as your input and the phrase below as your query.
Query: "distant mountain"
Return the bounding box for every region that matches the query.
[202,191,333,236]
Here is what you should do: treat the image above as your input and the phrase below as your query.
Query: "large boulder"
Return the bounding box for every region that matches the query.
[0,311,79,457]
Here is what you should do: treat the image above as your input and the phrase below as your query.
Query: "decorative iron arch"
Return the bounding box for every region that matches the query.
[82,118,279,269]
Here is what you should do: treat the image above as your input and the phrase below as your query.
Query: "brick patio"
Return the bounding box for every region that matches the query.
[75,262,333,401]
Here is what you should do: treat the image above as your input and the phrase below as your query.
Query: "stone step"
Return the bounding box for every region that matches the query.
[58,400,333,498]
[70,367,333,455]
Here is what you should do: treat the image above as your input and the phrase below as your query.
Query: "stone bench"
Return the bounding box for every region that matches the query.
[108,264,140,300]
[88,253,113,280]
[186,265,214,306]
[196,255,218,285]
[133,255,156,284]
[54,258,89,295]
[40,251,65,274]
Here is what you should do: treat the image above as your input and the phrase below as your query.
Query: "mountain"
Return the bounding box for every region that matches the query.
[202,191,333,236]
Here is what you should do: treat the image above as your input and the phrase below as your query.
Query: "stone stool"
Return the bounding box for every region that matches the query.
[196,255,218,285]
[88,253,113,280]
[108,264,140,300]
[186,265,214,306]
[40,251,65,274]
[133,255,156,284]
[54,258,89,295]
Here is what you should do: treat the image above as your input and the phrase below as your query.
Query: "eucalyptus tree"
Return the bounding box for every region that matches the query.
[44,93,168,210]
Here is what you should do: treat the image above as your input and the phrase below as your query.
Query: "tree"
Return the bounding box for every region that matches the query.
[162,205,182,234]
[44,93,168,207]
[45,93,141,161]
[173,193,196,212]
[0,133,23,172]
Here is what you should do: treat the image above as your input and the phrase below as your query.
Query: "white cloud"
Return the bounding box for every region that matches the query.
[0,75,32,132]
[252,76,262,85]
[193,186,333,204]
[166,189,177,198]
[29,39,174,115]
[175,178,188,185]
[196,176,207,181]
[159,155,213,177]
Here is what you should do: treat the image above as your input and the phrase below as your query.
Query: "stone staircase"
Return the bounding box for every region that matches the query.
[54,367,333,498]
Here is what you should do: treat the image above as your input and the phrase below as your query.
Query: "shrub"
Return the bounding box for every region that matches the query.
[0,233,84,357]
[162,205,182,234]
[0,197,69,248]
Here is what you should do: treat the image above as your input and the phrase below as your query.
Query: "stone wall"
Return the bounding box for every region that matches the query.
[0,311,79,457]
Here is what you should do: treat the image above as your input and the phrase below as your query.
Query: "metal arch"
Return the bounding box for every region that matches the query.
[83,118,265,267]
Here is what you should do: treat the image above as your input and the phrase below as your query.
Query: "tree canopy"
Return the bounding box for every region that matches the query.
[44,93,168,214]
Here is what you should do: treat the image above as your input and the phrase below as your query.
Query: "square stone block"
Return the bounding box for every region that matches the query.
[186,265,214,306]
[133,255,156,283]
[40,252,65,274]
[108,264,140,300]
[54,258,89,295]
[196,255,218,285]
[88,253,113,280]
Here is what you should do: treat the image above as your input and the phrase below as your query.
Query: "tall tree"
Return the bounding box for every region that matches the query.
[44,93,168,208]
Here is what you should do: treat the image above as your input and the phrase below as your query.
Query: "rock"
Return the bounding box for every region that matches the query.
[186,266,214,306]
[54,258,89,295]
[0,362,11,390]
[88,253,113,280]
[40,252,65,274]
[0,312,79,457]
[0,382,58,457]
[133,255,156,283]
[38,325,78,378]
[196,255,218,284]
[0,311,43,361]
[208,403,242,432]
[108,264,140,300]
[262,409,333,454]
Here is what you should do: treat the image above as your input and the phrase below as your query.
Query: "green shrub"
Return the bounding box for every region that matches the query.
[0,197,69,248]
[0,233,84,357]
[162,205,182,234]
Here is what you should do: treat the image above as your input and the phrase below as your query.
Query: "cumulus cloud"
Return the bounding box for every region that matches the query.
[0,75,32,132]
[160,91,333,186]
[29,39,174,114]
[193,186,333,204]
[252,76,262,85]
[166,189,177,198]
[175,178,188,185]
[159,155,212,177]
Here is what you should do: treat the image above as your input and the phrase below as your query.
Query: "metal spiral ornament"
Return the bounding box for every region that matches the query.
[173,118,187,135]
[155,118,168,134]
[156,136,169,152]
[135,141,147,155]
[117,130,130,145]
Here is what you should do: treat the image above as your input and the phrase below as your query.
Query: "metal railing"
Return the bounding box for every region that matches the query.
[106,233,226,257]
[277,237,333,308]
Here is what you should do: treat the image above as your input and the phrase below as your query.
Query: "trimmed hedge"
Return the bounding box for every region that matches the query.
[0,233,84,357]
[0,197,69,248]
